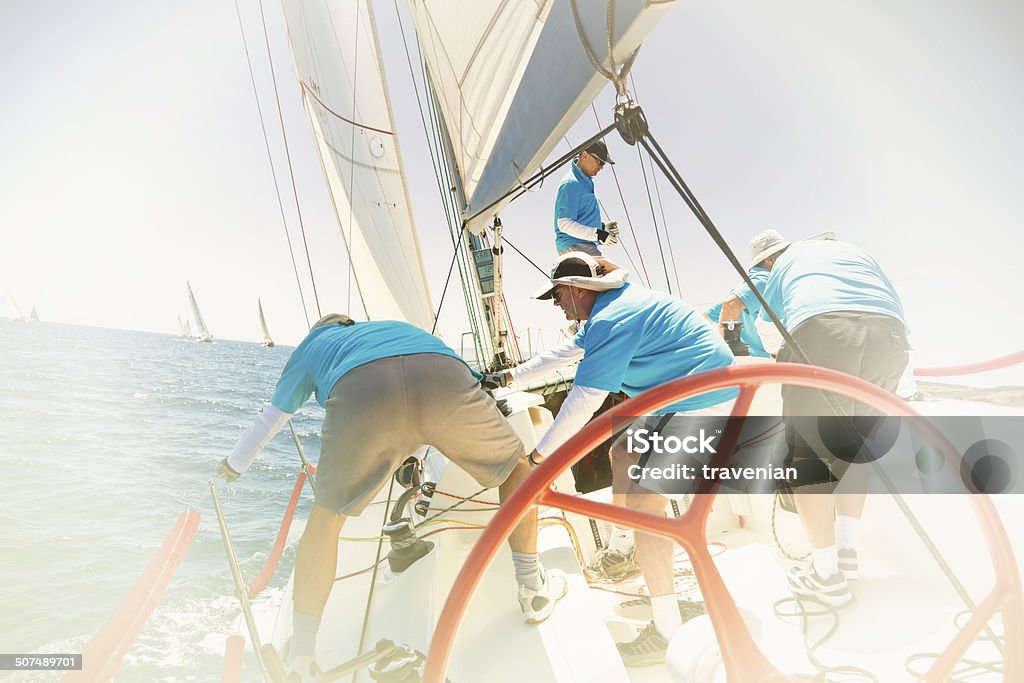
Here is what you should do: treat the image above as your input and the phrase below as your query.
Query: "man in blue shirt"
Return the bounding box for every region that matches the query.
[553,140,620,256]
[216,315,567,679]
[485,252,735,666]
[757,233,910,608]
[704,231,787,357]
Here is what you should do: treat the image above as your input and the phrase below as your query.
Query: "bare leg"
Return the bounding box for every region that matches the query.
[500,458,537,554]
[792,492,836,548]
[294,503,347,618]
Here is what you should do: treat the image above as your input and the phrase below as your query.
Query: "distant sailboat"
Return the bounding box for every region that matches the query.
[28,306,39,322]
[186,281,213,343]
[257,299,274,348]
[3,283,27,322]
[177,314,192,338]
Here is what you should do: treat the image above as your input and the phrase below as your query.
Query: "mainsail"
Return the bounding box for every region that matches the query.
[258,299,274,348]
[280,0,435,331]
[186,281,213,343]
[29,306,39,322]
[408,0,675,233]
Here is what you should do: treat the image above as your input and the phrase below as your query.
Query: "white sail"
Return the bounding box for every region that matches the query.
[258,299,274,348]
[3,283,26,322]
[29,306,39,322]
[186,281,213,342]
[408,0,675,233]
[177,314,190,337]
[280,0,435,331]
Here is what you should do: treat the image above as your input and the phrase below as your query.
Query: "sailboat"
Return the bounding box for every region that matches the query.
[258,299,274,348]
[237,2,1023,682]
[3,282,27,322]
[186,281,213,343]
[66,2,1023,682]
[177,314,192,338]
[29,306,39,322]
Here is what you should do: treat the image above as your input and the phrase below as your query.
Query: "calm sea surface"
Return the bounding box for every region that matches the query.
[1,320,322,682]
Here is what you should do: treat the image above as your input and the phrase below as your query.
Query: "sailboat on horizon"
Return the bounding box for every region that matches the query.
[28,306,39,322]
[3,282,27,322]
[177,314,192,338]
[186,281,213,343]
[257,299,274,348]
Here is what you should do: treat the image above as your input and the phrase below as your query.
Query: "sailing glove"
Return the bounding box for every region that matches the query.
[597,221,620,246]
[480,372,509,391]
[217,457,241,483]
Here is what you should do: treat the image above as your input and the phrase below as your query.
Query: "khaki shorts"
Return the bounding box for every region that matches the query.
[315,354,525,515]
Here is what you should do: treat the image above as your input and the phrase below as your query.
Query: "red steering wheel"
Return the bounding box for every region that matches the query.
[423,363,1023,682]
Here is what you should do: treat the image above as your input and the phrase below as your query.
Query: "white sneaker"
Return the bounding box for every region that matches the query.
[285,654,321,683]
[518,568,568,623]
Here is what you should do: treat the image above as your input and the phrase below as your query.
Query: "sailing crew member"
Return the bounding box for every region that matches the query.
[482,252,736,666]
[553,140,620,256]
[758,233,909,607]
[216,315,568,680]
[703,230,785,358]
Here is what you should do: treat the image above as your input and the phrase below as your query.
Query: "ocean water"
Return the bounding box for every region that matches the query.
[0,320,322,682]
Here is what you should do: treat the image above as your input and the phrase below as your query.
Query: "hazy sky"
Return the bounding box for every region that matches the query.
[2,0,1022,369]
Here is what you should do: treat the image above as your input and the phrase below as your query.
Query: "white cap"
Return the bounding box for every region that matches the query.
[748,230,791,269]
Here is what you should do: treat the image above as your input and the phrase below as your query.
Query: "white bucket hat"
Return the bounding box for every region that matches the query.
[533,251,628,300]
[748,229,791,269]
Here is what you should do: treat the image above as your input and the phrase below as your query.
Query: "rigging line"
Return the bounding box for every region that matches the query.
[354,476,395,683]
[343,1,363,316]
[393,0,448,208]
[651,153,684,296]
[635,142,672,294]
[638,132,800,360]
[231,0,311,328]
[590,105,652,286]
[624,71,683,295]
[499,234,548,277]
[596,196,647,284]
[256,0,321,319]
[430,225,468,335]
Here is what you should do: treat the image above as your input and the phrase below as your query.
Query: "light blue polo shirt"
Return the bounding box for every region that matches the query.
[705,268,771,358]
[270,320,471,413]
[553,161,601,252]
[759,240,908,332]
[572,282,737,413]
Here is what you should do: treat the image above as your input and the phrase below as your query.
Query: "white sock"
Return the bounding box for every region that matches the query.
[811,545,839,578]
[291,611,320,658]
[607,526,635,554]
[651,595,683,639]
[512,551,543,590]
[835,515,861,551]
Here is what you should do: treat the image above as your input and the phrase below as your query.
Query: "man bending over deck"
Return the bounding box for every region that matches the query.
[758,232,909,607]
[482,252,736,666]
[216,315,567,681]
